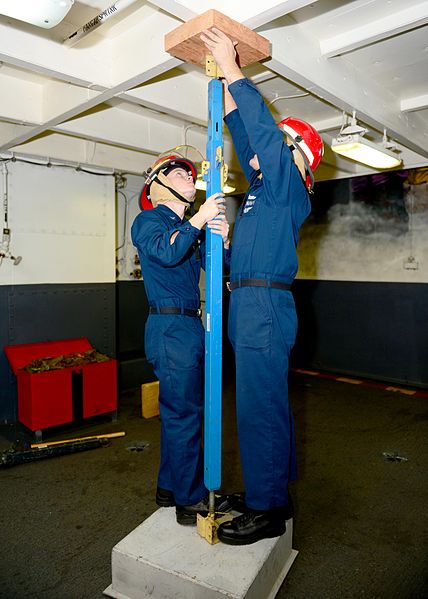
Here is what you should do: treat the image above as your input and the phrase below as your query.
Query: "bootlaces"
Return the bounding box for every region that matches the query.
[235,510,257,525]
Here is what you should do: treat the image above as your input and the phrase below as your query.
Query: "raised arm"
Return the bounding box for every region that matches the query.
[201,28,294,192]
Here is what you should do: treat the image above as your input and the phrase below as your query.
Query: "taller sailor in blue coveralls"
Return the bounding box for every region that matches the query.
[200,28,324,545]
[131,153,231,525]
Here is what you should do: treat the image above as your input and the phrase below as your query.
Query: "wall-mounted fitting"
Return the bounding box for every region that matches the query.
[130,268,142,279]
[403,256,418,270]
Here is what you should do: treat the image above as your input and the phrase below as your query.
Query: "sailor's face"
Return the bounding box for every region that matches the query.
[166,167,196,201]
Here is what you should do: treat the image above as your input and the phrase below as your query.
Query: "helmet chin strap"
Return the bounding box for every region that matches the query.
[288,142,315,193]
[150,172,195,209]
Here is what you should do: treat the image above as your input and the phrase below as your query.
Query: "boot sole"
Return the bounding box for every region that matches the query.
[156,499,175,507]
[218,523,286,545]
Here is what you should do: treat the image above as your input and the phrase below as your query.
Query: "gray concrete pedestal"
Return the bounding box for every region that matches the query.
[104,508,297,599]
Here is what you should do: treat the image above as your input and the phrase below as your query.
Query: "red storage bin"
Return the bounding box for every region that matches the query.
[4,338,117,433]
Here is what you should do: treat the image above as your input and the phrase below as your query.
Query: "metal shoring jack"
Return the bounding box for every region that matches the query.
[197,58,232,544]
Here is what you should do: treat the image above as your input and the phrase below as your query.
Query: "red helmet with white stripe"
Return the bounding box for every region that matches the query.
[278,117,324,192]
[139,154,197,210]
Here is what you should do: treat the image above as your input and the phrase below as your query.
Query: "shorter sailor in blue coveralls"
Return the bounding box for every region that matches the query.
[131,153,231,525]
[200,29,324,545]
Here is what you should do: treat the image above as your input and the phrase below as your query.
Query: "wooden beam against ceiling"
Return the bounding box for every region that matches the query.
[320,4,428,58]
[165,9,271,69]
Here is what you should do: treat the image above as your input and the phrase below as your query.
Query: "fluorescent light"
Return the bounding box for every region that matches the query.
[331,134,402,169]
[0,0,74,29]
[195,178,236,194]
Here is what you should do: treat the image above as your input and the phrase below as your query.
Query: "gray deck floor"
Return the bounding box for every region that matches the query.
[0,372,427,599]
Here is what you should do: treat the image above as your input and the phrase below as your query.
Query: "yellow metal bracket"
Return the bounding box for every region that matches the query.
[201,160,210,179]
[205,54,224,78]
[197,511,234,544]
[202,153,229,191]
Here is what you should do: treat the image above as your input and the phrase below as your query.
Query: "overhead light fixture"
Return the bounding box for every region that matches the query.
[195,178,236,194]
[0,0,74,29]
[331,112,402,169]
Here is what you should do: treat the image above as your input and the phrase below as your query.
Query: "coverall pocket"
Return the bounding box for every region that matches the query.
[273,291,298,353]
[231,288,272,351]
[163,317,204,370]
[234,202,259,248]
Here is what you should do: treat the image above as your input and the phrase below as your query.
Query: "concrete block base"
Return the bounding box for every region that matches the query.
[104,508,297,599]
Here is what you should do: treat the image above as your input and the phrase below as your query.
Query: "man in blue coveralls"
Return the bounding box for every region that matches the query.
[131,153,231,525]
[200,29,324,545]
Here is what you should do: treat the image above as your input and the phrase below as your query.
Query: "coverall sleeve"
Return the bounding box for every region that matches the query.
[228,78,305,205]
[131,213,201,267]
[224,109,258,184]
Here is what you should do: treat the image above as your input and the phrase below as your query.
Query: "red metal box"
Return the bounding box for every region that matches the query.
[4,338,117,433]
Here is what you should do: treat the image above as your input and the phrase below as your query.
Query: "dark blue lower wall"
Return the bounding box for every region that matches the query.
[291,280,428,387]
[1,279,427,423]
[115,280,155,390]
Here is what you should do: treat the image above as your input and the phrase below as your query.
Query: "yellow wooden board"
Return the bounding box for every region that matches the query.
[141,380,160,419]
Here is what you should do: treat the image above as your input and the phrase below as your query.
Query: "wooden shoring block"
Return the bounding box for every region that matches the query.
[165,9,271,70]
[141,380,159,419]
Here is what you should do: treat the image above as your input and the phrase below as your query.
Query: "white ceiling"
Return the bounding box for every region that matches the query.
[0,0,427,192]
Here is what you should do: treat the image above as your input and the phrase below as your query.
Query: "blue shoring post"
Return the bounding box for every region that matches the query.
[204,77,223,493]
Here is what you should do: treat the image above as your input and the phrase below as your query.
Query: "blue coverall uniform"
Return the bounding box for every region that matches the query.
[224,78,312,511]
[131,204,230,506]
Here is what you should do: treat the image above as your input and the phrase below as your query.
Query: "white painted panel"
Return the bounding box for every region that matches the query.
[0,161,115,285]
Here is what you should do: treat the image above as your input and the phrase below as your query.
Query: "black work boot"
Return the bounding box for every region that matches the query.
[175,492,244,525]
[156,487,175,507]
[216,492,246,514]
[176,497,209,525]
[217,508,288,545]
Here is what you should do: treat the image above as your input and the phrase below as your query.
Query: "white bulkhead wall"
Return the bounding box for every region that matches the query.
[0,161,116,285]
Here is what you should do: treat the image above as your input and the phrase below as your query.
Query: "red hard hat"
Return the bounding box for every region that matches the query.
[139,155,197,210]
[278,117,324,191]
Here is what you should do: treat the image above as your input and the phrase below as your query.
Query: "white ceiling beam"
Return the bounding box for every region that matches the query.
[52,104,205,155]
[401,93,428,113]
[146,0,196,21]
[0,122,33,145]
[0,55,180,152]
[0,22,112,88]
[118,69,208,125]
[261,17,428,157]
[157,0,318,27]
[320,3,428,58]
[311,115,343,133]
[243,0,319,30]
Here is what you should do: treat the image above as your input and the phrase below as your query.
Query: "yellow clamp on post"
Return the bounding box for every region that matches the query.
[205,54,224,79]
[221,163,229,190]
[215,146,229,192]
[197,511,234,545]
[201,160,210,179]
